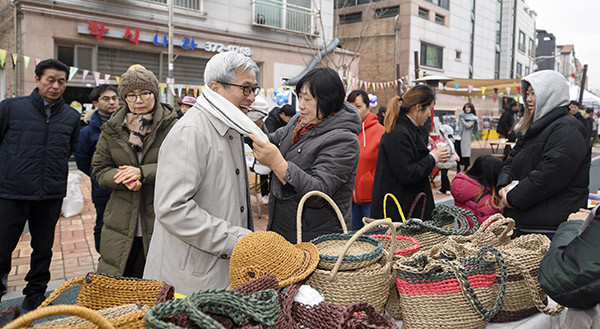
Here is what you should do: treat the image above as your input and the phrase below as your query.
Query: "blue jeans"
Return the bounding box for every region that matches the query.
[352,202,371,231]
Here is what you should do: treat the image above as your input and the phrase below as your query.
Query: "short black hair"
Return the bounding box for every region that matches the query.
[280,104,296,117]
[569,100,580,108]
[35,59,69,79]
[90,84,118,102]
[295,67,345,118]
[347,89,369,106]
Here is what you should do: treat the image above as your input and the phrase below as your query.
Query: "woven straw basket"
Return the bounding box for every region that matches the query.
[4,305,117,329]
[438,216,564,322]
[299,191,384,271]
[394,246,507,329]
[31,304,148,329]
[305,219,397,311]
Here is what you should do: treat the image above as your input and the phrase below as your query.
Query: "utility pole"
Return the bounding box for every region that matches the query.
[578,64,588,106]
[167,0,174,106]
[12,0,18,96]
[394,15,400,95]
[414,51,419,83]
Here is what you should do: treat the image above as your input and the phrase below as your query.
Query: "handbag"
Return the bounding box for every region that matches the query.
[394,245,507,329]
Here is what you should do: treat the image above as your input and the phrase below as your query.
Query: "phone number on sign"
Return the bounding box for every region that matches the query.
[204,42,253,56]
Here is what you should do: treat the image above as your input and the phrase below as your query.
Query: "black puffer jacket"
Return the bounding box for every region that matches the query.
[0,89,80,200]
[538,207,600,309]
[498,70,591,232]
[371,114,436,221]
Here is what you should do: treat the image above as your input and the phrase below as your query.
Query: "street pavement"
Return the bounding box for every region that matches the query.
[3,140,599,300]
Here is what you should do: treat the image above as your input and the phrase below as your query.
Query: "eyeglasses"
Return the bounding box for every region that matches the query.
[125,91,153,102]
[218,82,261,97]
[100,96,119,102]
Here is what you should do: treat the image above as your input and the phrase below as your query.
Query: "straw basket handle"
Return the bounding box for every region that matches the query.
[383,193,406,222]
[401,204,479,236]
[39,276,86,308]
[297,190,348,243]
[3,305,116,329]
[329,219,397,281]
[477,214,515,242]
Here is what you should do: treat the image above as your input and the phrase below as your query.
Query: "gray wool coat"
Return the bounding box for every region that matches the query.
[268,102,361,243]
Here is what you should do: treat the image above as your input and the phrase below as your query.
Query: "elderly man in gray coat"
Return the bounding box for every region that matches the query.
[143,52,267,294]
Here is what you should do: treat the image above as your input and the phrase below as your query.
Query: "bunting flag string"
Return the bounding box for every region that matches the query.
[68,67,79,80]
[0,49,6,68]
[115,76,120,85]
[103,74,111,85]
[177,84,183,98]
[34,58,41,67]
[93,71,101,86]
[82,70,90,83]
[481,87,487,95]
[11,53,18,66]
[160,82,166,95]
[468,85,474,93]
[23,56,30,69]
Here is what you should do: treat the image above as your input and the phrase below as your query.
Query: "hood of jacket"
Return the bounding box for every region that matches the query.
[451,172,486,203]
[521,70,570,123]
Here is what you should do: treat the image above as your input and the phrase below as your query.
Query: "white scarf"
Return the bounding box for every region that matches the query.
[194,86,268,142]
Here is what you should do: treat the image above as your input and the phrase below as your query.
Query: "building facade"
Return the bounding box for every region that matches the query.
[534,29,555,72]
[0,0,352,109]
[498,0,536,79]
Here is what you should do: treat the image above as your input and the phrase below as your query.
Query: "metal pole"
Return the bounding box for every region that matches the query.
[12,0,18,96]
[413,51,419,83]
[167,0,174,106]
[394,15,399,95]
[578,64,588,106]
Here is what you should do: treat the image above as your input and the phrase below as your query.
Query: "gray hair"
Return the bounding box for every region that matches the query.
[204,52,259,85]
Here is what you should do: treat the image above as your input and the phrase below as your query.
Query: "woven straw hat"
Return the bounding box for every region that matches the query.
[229,231,319,289]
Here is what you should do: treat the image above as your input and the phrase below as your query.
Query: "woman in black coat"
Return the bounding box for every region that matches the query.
[498,70,591,237]
[371,85,450,221]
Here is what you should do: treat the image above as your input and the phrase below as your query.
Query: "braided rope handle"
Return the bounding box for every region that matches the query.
[330,219,397,281]
[3,305,116,329]
[400,204,479,236]
[407,192,427,220]
[297,190,348,243]
[383,193,406,222]
[145,298,224,329]
[39,276,86,308]
[447,245,507,319]
[453,214,514,245]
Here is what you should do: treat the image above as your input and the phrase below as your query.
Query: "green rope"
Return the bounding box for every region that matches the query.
[400,204,479,236]
[145,289,281,329]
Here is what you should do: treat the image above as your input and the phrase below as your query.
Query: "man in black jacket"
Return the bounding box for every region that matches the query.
[0,59,80,310]
[263,104,295,133]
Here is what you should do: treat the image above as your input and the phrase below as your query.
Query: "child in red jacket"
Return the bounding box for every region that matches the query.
[347,90,385,230]
[451,155,504,228]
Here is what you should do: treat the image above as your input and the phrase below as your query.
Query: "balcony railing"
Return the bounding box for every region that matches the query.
[141,0,203,11]
[252,0,315,35]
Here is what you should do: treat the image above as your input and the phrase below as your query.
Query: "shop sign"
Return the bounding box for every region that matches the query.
[78,20,253,56]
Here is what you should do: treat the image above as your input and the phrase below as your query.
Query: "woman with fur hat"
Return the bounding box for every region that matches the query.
[92,65,178,277]
[497,70,591,238]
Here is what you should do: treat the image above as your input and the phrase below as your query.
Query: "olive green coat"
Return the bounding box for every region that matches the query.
[92,103,178,276]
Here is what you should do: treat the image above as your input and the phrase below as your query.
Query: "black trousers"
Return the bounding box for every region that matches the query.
[260,174,270,196]
[0,198,62,296]
[439,169,451,193]
[93,202,107,253]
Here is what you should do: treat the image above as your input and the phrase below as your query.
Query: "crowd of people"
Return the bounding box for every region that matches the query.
[0,53,597,322]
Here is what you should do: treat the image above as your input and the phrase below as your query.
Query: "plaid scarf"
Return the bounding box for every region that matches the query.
[123,112,154,152]
[291,117,326,146]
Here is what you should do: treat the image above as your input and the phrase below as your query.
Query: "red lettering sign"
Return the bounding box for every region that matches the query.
[88,20,109,41]
[123,26,140,45]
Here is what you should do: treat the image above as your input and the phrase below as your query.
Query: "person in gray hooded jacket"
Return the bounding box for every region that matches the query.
[251,67,361,243]
[498,70,591,236]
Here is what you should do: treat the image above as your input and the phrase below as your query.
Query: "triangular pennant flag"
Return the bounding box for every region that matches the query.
[82,70,89,83]
[482,95,486,100]
[455,83,459,91]
[115,76,120,85]
[468,85,473,93]
[93,71,101,86]
[517,86,521,94]
[23,56,30,69]
[169,84,176,96]
[104,74,111,84]
[505,87,511,94]
[177,84,183,98]
[514,96,519,102]
[493,97,497,102]
[160,83,166,95]
[193,87,198,98]
[11,53,18,66]
[0,49,6,68]
[68,67,78,80]
[186,85,190,95]
[200,86,204,93]
[481,87,487,95]
[35,58,41,67]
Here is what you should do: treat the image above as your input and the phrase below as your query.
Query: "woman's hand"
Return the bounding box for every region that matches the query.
[431,148,450,162]
[568,209,590,221]
[125,180,142,192]
[498,186,513,209]
[249,134,288,184]
[114,165,142,185]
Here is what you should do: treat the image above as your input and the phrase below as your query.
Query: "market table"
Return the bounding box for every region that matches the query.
[394,299,565,328]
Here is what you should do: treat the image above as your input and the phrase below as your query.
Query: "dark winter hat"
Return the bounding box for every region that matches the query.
[118,64,160,101]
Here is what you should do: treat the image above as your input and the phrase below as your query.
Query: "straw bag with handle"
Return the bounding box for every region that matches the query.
[4,305,117,329]
[305,219,397,311]
[394,245,507,329]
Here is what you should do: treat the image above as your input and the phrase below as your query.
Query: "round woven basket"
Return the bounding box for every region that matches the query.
[305,219,397,311]
[4,305,116,329]
[298,191,384,271]
[368,234,420,259]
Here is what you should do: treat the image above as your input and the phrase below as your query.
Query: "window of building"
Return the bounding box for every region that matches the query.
[339,12,362,24]
[254,0,313,34]
[375,6,399,19]
[516,62,522,77]
[518,30,526,52]
[435,14,445,24]
[525,66,529,76]
[495,51,501,79]
[138,0,203,11]
[57,45,94,70]
[335,0,381,9]
[423,0,449,10]
[418,7,429,19]
[529,38,535,56]
[456,50,462,61]
[421,42,443,69]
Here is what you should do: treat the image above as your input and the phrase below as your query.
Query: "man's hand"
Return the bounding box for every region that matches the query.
[431,148,451,162]
[114,165,142,185]
[568,209,590,221]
